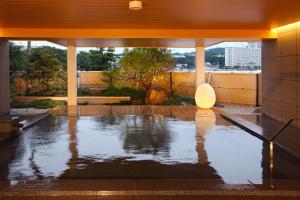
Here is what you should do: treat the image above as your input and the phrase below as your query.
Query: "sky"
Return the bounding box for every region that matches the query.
[12,40,250,54]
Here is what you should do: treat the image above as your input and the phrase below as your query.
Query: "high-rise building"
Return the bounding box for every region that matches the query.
[225,42,261,69]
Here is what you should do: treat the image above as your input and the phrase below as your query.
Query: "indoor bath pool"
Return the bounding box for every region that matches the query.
[1,109,300,185]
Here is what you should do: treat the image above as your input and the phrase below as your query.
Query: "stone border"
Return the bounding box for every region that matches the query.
[220,112,300,160]
[22,112,51,130]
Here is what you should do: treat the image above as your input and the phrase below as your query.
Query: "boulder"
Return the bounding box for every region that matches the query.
[145,87,167,105]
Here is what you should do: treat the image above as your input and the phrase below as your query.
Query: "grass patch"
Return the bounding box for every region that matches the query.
[11,99,65,109]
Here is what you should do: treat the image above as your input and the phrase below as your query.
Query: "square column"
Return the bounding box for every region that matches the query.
[0,40,10,116]
[67,45,77,116]
[0,40,11,134]
[195,46,205,88]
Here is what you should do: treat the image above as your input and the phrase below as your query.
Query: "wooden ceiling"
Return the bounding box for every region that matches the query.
[1,0,300,29]
[1,0,299,47]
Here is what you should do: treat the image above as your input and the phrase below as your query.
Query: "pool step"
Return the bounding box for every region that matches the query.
[1,179,300,200]
[1,190,300,200]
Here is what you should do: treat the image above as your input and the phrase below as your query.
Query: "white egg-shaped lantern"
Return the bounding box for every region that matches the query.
[195,83,216,109]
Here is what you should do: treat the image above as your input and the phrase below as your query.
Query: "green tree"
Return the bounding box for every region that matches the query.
[9,42,28,75]
[77,51,90,71]
[114,48,175,91]
[88,48,116,71]
[77,48,116,71]
[24,48,66,94]
[32,46,67,65]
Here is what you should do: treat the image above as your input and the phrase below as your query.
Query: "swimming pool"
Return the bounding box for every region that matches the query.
[1,107,300,185]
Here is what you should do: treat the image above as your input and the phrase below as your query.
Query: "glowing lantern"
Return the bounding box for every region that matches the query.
[195,83,216,109]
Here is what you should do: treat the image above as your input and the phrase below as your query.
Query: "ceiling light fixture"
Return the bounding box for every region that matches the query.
[129,0,143,10]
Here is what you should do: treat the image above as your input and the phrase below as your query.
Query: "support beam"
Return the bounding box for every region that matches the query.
[195,46,205,88]
[0,28,277,39]
[67,45,77,116]
[0,40,11,134]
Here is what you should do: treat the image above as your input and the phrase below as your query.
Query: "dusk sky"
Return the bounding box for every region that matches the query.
[12,40,250,54]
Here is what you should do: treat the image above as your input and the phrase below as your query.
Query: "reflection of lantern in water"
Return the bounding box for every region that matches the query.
[195,109,216,135]
[195,83,216,109]
[195,109,216,164]
[269,142,274,189]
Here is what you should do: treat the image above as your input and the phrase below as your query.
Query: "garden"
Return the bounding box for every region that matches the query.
[10,43,195,109]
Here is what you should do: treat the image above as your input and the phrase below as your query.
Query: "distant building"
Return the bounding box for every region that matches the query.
[225,42,261,69]
[247,42,261,48]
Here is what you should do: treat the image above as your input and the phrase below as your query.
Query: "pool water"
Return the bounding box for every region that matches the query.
[1,111,300,184]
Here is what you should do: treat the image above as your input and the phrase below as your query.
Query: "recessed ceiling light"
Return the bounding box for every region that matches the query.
[129,0,143,10]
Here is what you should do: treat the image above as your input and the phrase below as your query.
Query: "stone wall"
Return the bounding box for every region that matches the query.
[14,71,261,106]
[262,23,300,127]
[79,71,261,106]
[207,72,260,106]
[79,71,108,88]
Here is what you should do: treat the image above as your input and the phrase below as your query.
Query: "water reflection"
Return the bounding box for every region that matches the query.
[269,142,274,188]
[68,116,78,170]
[75,115,197,164]
[4,117,70,180]
[121,115,171,155]
[1,109,300,183]
[195,109,216,164]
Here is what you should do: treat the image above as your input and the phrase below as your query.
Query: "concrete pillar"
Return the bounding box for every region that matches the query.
[0,40,10,116]
[195,46,205,88]
[67,45,77,116]
[0,40,11,134]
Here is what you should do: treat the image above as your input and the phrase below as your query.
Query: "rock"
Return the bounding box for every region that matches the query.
[145,87,167,105]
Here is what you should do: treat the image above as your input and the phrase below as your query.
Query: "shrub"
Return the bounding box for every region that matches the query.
[11,102,32,109]
[99,86,146,104]
[30,99,65,109]
[11,99,65,109]
[27,89,67,96]
[78,88,92,96]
